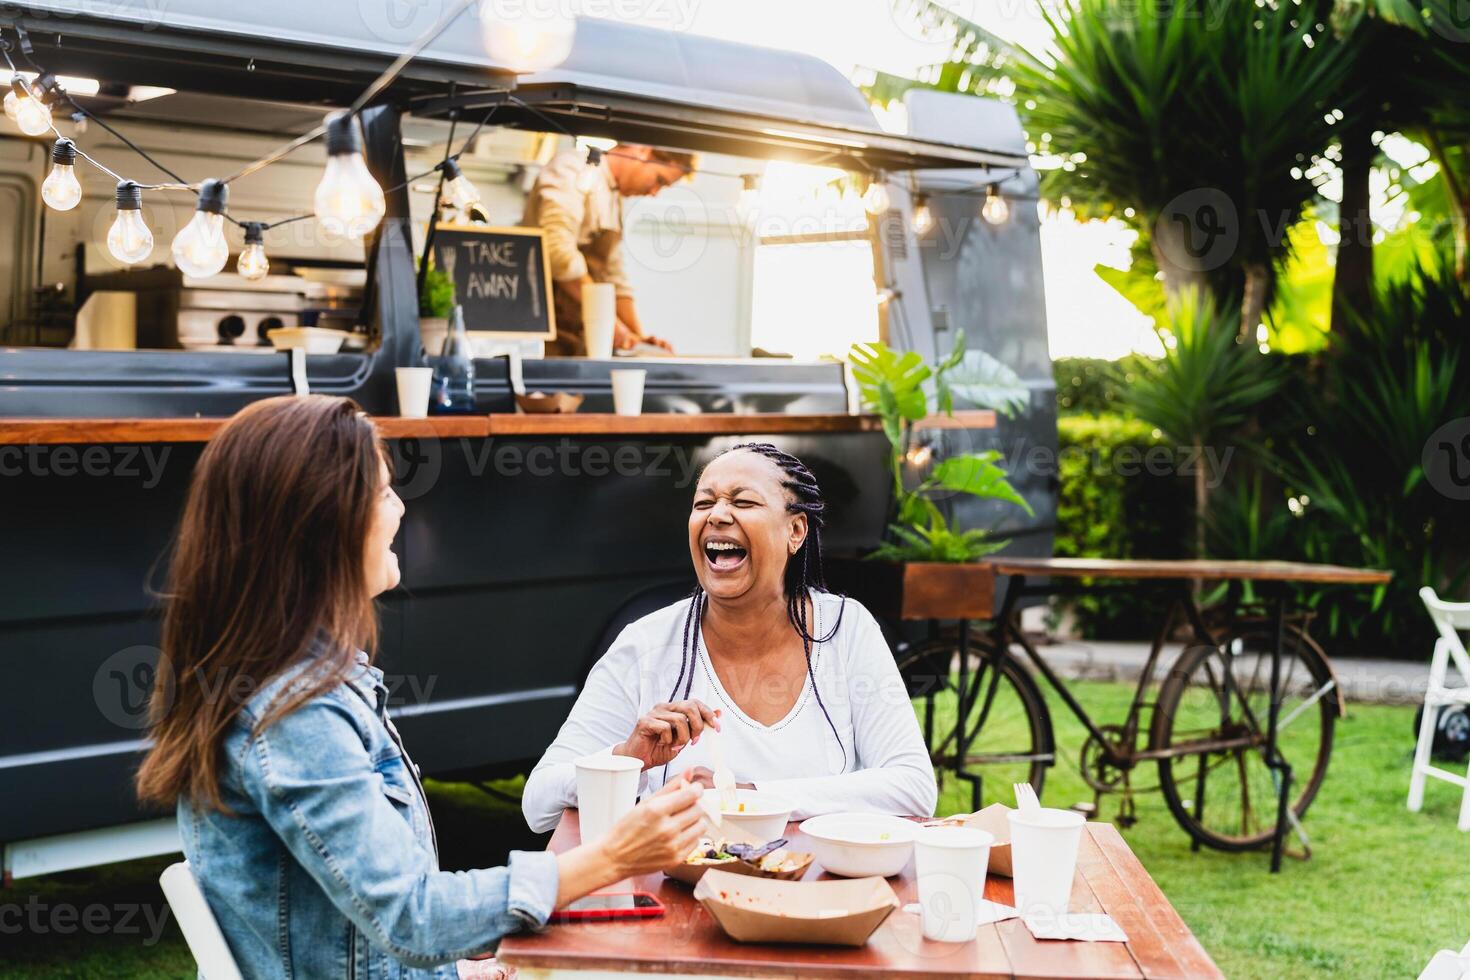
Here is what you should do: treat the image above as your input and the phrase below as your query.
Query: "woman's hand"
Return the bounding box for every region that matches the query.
[600,774,706,877]
[555,773,706,907]
[614,700,720,770]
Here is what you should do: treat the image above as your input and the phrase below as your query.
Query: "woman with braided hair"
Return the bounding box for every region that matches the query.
[524,443,936,833]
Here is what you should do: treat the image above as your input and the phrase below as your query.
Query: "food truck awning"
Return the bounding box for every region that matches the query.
[3,4,1025,173]
[0,0,519,103]
[415,18,1028,172]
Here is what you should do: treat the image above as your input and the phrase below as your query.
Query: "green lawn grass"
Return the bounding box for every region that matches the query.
[4,685,1466,978]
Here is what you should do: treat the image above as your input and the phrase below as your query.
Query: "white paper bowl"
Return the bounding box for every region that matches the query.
[798,813,918,878]
[704,788,793,843]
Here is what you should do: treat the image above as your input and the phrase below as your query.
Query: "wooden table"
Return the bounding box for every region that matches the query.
[497,811,1222,980]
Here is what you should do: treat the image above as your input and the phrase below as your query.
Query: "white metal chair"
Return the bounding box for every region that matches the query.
[1418,939,1470,980]
[1409,587,1470,831]
[158,861,244,980]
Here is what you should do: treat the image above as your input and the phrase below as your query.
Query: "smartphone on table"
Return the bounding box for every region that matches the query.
[549,892,665,923]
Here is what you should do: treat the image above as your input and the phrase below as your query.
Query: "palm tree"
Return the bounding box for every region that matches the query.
[872,0,1358,339]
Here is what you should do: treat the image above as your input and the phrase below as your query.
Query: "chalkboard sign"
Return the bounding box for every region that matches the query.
[429,224,556,339]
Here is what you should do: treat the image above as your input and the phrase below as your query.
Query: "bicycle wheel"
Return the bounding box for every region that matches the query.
[897,632,1055,807]
[1152,625,1338,851]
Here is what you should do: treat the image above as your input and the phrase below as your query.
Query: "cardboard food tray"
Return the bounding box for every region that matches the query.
[961,803,1014,877]
[693,869,899,947]
[664,850,813,886]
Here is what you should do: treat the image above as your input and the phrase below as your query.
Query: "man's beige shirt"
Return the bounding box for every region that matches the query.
[521,151,633,298]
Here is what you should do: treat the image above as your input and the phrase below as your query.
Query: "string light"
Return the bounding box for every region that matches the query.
[107,181,153,265]
[737,174,761,223]
[237,222,270,281]
[575,145,605,194]
[862,176,891,216]
[41,138,82,211]
[172,179,230,278]
[315,112,386,240]
[912,193,933,235]
[481,8,576,72]
[11,75,52,136]
[981,183,1010,225]
[439,158,481,212]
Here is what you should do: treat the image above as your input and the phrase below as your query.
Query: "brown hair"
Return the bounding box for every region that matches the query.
[136,395,387,812]
[648,148,699,182]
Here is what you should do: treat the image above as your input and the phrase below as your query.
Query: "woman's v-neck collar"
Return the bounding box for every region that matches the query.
[696,589,822,733]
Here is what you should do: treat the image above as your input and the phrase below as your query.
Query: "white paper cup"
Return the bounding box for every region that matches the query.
[1007,808,1085,919]
[394,367,433,418]
[914,826,993,943]
[583,283,616,359]
[610,369,646,417]
[574,754,643,845]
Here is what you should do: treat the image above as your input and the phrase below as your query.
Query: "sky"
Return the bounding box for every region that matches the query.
[582,0,1155,358]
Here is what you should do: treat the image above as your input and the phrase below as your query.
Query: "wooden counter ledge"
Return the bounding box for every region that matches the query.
[0,410,996,446]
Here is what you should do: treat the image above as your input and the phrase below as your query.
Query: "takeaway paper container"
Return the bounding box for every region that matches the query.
[693,869,899,947]
[961,803,1015,877]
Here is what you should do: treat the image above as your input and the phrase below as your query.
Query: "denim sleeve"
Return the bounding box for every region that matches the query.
[240,696,560,967]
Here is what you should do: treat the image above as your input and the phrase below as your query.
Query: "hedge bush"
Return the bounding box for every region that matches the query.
[1052,414,1192,638]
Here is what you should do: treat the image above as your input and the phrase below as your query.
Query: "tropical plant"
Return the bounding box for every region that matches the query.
[1124,289,1284,558]
[871,0,1357,339]
[848,332,1032,563]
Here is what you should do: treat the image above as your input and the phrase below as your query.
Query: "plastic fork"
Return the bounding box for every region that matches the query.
[710,712,738,814]
[1013,782,1041,811]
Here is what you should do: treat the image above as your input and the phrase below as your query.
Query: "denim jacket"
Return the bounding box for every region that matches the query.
[180,652,559,979]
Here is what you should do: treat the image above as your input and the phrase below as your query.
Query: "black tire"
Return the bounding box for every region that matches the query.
[1152,626,1338,852]
[896,631,1055,805]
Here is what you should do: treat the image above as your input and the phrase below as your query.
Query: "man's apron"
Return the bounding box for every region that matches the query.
[549,229,621,357]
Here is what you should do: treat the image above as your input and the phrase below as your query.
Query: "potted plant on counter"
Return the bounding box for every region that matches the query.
[831,332,1031,621]
[418,264,456,355]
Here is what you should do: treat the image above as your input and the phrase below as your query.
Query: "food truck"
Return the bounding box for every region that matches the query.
[0,5,1055,879]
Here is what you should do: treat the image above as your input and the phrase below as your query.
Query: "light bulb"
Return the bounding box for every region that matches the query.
[863,179,891,215]
[912,195,933,235]
[3,81,21,120]
[14,88,52,137]
[481,5,576,72]
[575,146,604,194]
[42,138,82,211]
[981,184,1010,225]
[107,181,154,265]
[440,158,480,211]
[171,179,230,278]
[237,224,270,281]
[315,112,386,240]
[737,174,760,224]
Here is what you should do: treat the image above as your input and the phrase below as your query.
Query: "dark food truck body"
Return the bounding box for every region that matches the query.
[0,8,1055,879]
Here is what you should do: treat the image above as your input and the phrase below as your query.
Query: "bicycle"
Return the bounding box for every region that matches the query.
[895,557,1387,868]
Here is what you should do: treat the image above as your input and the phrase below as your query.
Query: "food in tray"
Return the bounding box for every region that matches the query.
[683,838,806,875]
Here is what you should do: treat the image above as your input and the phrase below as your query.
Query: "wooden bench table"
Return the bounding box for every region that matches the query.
[497,811,1222,980]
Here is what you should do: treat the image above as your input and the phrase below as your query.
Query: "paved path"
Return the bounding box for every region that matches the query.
[1030,639,1435,705]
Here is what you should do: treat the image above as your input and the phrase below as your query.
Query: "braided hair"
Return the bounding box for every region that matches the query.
[668,443,848,771]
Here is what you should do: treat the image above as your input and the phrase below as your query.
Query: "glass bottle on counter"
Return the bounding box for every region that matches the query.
[430,305,477,414]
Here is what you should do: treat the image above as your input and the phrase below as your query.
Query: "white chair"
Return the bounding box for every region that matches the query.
[1409,587,1470,831]
[1418,939,1470,980]
[159,861,244,980]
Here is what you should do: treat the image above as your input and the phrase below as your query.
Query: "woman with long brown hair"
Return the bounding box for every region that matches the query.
[137,395,704,979]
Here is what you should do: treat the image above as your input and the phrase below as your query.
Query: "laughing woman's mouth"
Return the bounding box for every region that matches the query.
[704,539,748,570]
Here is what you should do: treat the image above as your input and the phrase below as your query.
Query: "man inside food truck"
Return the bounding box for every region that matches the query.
[523,143,696,356]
